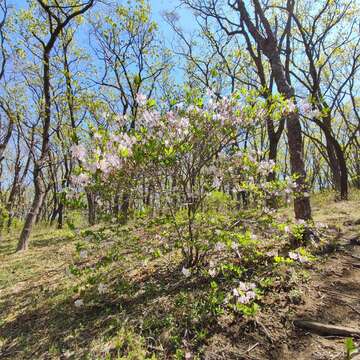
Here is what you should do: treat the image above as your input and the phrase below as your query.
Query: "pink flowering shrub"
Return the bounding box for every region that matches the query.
[71,90,293,266]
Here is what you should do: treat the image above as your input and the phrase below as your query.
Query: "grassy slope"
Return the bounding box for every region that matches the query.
[0,190,359,360]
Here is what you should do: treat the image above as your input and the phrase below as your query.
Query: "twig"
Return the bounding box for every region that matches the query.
[256,319,274,343]
[342,301,360,317]
[243,342,259,354]
[294,320,360,337]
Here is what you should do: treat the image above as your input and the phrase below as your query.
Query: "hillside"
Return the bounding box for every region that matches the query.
[0,190,359,360]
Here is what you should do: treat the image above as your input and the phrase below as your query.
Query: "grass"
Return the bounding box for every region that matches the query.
[0,189,359,359]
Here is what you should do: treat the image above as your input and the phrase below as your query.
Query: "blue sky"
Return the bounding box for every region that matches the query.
[10,0,196,37]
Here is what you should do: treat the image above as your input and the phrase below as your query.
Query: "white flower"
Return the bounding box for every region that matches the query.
[284,226,290,233]
[246,290,256,300]
[93,132,102,140]
[70,144,87,161]
[182,267,191,277]
[266,250,278,257]
[71,173,90,187]
[289,251,308,263]
[98,283,108,294]
[185,352,192,360]
[299,100,312,115]
[136,93,147,106]
[175,102,184,110]
[63,350,75,359]
[214,242,225,251]
[74,299,84,308]
[231,242,239,251]
[209,268,217,277]
[238,282,248,291]
[287,100,296,112]
[238,295,249,304]
[79,250,88,259]
[309,109,321,118]
[232,288,239,297]
[298,255,308,263]
[288,251,298,260]
[212,177,222,188]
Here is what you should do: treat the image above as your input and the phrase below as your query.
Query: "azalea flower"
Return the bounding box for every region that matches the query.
[288,251,308,263]
[286,100,297,113]
[232,282,257,304]
[70,144,87,161]
[309,108,321,118]
[93,132,102,140]
[209,268,217,277]
[299,100,312,115]
[212,177,222,188]
[136,93,147,106]
[71,173,90,187]
[215,242,225,251]
[98,283,108,294]
[79,250,88,259]
[74,299,84,308]
[182,267,191,277]
[238,295,249,304]
[185,352,192,360]
[266,250,278,257]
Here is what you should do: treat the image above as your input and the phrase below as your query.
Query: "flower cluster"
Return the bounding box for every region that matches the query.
[288,251,308,263]
[70,131,137,187]
[231,282,257,304]
[71,144,87,161]
[282,99,321,119]
[298,100,322,118]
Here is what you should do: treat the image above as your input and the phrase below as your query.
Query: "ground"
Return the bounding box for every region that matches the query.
[0,190,359,360]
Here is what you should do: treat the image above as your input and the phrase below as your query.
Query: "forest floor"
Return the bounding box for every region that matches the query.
[0,191,360,360]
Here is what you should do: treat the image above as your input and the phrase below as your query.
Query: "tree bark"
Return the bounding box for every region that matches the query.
[86,191,96,225]
[266,50,311,220]
[17,166,45,251]
[236,0,312,220]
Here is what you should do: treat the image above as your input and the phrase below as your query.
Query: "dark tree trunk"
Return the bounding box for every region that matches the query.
[113,193,120,218]
[120,192,130,224]
[266,115,284,208]
[17,166,45,251]
[57,201,64,229]
[267,54,311,220]
[236,0,312,221]
[86,191,96,226]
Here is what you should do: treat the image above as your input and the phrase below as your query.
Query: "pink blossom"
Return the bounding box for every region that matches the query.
[70,144,87,161]
[71,173,90,187]
[136,93,147,107]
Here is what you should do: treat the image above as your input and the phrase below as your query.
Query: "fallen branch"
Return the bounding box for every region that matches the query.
[294,320,360,337]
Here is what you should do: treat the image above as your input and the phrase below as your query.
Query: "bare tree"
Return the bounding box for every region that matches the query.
[17,0,96,251]
[182,0,311,221]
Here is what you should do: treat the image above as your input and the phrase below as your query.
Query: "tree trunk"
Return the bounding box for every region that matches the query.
[268,54,311,220]
[235,0,312,220]
[266,115,283,208]
[121,192,130,224]
[17,168,45,251]
[113,193,120,218]
[86,191,96,226]
[323,127,348,200]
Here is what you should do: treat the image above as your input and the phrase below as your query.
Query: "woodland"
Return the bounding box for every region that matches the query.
[0,0,360,359]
